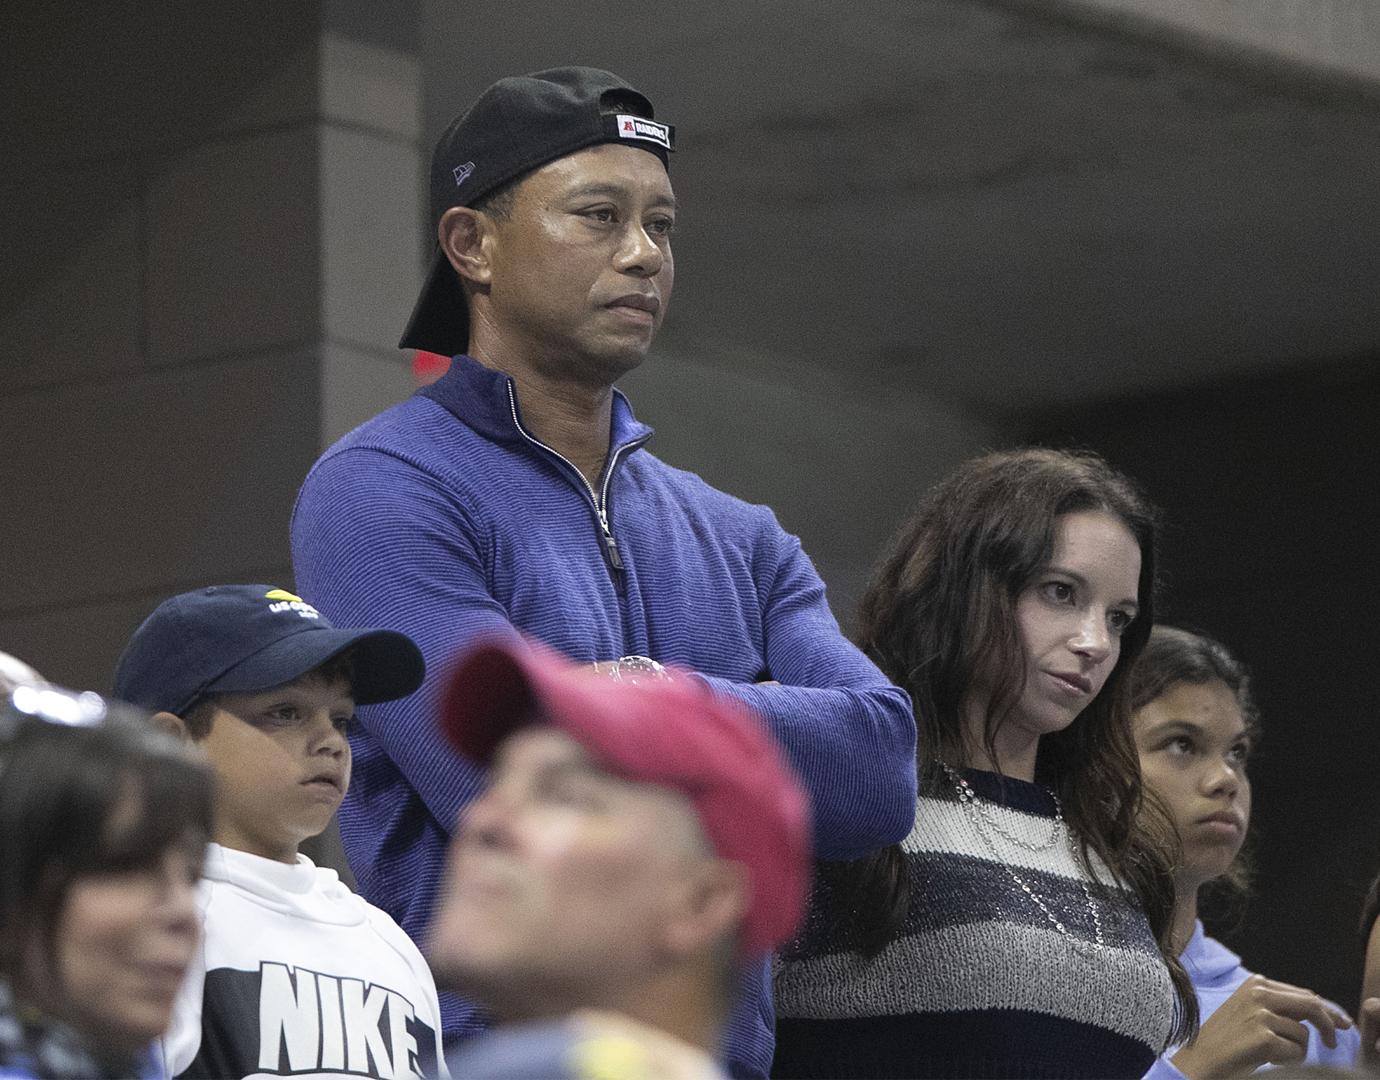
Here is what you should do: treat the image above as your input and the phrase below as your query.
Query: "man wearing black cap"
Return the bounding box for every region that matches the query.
[291,67,917,1078]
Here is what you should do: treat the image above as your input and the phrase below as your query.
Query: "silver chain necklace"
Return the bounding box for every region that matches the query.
[945,765,1064,852]
[941,763,1105,950]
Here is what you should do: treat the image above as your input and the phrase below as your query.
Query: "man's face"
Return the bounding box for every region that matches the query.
[479,142,676,385]
[428,728,710,1018]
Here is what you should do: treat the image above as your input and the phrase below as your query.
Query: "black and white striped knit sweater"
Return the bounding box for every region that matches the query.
[772,768,1174,1079]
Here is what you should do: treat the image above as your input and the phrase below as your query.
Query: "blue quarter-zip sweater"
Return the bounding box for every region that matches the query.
[290,354,917,1078]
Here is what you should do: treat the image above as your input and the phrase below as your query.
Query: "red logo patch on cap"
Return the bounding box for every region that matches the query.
[614,114,670,151]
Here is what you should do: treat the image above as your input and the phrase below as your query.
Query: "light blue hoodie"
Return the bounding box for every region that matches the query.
[1145,921,1359,1079]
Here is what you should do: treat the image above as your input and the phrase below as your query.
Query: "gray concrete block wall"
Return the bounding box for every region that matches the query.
[316,30,424,446]
[1,6,423,696]
[320,341,413,449]
[0,592,237,698]
[145,129,321,366]
[1,349,319,687]
[320,123,423,357]
[2,350,319,608]
[0,164,144,390]
[2,8,322,166]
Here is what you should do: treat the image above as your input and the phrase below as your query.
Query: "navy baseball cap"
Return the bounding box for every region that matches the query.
[399,66,675,359]
[113,585,425,716]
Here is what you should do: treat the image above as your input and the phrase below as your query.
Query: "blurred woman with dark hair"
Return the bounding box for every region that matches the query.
[773,447,1193,1078]
[0,690,212,1079]
[1133,626,1358,1079]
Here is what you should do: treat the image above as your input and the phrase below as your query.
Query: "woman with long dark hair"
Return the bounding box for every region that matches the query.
[1133,626,1358,1078]
[773,447,1194,1078]
[0,687,213,1079]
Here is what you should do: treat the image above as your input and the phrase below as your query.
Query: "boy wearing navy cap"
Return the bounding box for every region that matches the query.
[114,585,446,1080]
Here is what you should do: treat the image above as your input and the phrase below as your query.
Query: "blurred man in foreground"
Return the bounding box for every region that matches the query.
[427,638,811,1079]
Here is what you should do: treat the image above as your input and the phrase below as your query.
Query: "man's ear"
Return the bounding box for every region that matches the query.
[661,859,750,959]
[150,710,191,741]
[439,206,493,287]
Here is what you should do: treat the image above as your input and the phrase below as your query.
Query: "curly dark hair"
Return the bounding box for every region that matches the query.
[837,446,1196,1042]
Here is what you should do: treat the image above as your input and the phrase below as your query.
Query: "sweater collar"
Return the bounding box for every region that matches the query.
[203,842,319,896]
[418,353,654,450]
[1180,919,1243,984]
[201,843,366,926]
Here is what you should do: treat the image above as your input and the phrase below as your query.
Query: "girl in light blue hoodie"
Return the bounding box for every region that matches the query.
[1132,626,1358,1080]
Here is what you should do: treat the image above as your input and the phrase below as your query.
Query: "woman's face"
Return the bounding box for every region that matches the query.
[1003,510,1143,742]
[1134,678,1252,891]
[44,832,202,1056]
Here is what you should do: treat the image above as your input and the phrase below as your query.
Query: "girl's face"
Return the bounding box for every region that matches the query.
[1134,678,1252,891]
[43,827,202,1056]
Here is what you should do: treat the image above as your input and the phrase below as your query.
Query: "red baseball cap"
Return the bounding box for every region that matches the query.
[440,637,811,955]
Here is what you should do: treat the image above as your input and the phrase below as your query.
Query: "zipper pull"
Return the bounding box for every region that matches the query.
[601,524,629,573]
[596,508,624,571]
[603,530,624,571]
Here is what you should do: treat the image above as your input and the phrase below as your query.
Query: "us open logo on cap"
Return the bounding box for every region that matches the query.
[264,588,320,620]
[615,114,671,151]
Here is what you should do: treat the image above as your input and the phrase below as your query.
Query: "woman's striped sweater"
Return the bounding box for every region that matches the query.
[773,767,1174,1078]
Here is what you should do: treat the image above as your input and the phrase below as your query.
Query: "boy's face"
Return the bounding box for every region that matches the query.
[195,672,354,863]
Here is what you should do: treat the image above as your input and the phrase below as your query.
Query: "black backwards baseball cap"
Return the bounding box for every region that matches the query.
[113,585,425,717]
[399,66,675,358]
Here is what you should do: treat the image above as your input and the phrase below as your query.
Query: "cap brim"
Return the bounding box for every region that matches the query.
[440,640,689,776]
[399,249,471,357]
[440,639,546,763]
[206,627,425,706]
